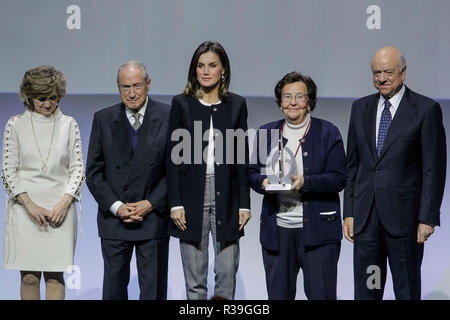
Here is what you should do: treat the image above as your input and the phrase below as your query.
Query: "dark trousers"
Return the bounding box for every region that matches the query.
[262,226,340,300]
[101,237,169,300]
[354,204,424,300]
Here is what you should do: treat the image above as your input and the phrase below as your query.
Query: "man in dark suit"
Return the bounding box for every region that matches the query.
[86,61,170,300]
[343,47,446,299]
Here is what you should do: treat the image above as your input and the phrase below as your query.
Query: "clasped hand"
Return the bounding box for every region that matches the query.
[20,193,72,228]
[117,200,153,223]
[47,194,73,227]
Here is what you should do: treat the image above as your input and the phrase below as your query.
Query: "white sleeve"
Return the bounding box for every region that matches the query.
[64,118,85,201]
[109,201,124,216]
[2,117,27,198]
[170,206,184,212]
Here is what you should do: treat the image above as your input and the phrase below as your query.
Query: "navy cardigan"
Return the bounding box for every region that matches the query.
[248,117,346,250]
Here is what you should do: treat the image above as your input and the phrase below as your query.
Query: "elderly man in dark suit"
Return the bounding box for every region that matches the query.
[86,61,170,300]
[343,47,446,300]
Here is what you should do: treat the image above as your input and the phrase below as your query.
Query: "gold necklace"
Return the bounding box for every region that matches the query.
[30,111,56,173]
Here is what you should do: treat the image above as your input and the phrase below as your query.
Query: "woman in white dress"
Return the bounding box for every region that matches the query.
[1,65,85,300]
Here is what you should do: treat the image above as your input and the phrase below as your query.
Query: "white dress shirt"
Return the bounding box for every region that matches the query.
[110,97,148,216]
[375,85,405,144]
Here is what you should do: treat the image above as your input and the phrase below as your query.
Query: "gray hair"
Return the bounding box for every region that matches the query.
[398,53,406,71]
[370,48,407,72]
[117,61,150,85]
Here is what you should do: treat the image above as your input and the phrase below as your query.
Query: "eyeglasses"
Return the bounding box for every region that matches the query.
[36,95,58,102]
[119,83,145,93]
[281,93,308,103]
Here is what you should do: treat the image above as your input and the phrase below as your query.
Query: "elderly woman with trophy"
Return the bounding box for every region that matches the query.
[248,71,346,300]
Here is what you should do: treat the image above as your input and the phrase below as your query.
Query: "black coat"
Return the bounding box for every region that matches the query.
[344,87,447,237]
[86,97,170,241]
[166,93,251,242]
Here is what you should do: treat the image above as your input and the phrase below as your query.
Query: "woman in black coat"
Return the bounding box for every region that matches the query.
[166,41,251,300]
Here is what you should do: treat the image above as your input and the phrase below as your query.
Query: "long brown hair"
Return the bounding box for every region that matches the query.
[184,41,231,100]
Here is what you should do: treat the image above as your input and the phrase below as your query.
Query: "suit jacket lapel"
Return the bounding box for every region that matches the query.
[112,104,133,163]
[142,97,162,148]
[363,95,378,162]
[377,87,414,162]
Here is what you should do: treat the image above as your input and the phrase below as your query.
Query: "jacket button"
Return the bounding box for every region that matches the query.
[216,191,220,196]
[304,218,309,222]
[217,220,221,226]
[304,168,309,173]
[213,108,218,112]
[303,152,308,157]
[304,201,308,205]
[123,186,128,192]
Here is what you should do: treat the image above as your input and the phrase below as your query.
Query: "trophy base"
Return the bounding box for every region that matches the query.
[265,184,292,191]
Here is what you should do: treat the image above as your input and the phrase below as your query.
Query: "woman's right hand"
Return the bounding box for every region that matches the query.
[28,204,51,227]
[262,178,269,190]
[171,208,187,231]
[17,192,50,227]
[262,178,275,194]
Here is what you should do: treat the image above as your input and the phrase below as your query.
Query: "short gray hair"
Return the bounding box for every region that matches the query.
[398,53,406,71]
[117,61,150,85]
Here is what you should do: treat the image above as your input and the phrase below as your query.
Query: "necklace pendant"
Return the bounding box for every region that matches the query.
[42,164,47,173]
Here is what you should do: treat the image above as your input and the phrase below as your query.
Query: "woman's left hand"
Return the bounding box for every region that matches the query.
[238,210,251,231]
[49,194,73,227]
[290,175,304,191]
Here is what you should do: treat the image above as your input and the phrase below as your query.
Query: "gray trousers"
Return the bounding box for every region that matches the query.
[180,174,240,300]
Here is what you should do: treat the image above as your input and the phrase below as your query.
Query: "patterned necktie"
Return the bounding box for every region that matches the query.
[132,112,141,130]
[376,99,392,157]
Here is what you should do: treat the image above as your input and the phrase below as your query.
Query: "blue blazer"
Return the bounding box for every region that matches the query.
[86,97,170,241]
[248,117,346,250]
[344,87,446,236]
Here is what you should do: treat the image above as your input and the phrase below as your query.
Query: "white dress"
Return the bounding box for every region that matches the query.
[2,108,85,271]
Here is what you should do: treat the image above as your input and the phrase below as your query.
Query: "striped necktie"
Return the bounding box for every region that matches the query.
[132,112,141,130]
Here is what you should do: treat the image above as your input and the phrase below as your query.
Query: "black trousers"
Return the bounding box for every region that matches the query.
[262,226,340,300]
[354,204,424,300]
[101,237,169,300]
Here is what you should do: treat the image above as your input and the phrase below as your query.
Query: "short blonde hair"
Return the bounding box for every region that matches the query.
[20,65,66,110]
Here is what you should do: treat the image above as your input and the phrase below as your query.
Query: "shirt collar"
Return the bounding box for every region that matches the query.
[378,84,405,110]
[125,96,148,119]
[285,113,311,130]
[198,98,221,107]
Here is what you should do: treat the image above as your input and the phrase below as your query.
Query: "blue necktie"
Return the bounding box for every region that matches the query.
[376,99,392,157]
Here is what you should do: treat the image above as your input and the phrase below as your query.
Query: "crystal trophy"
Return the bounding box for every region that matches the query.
[264,130,297,191]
